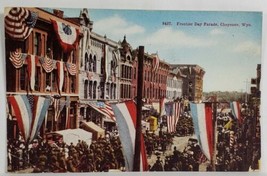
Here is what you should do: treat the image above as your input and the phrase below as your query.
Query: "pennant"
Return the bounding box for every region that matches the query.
[51,19,79,53]
[7,95,32,141]
[56,61,64,93]
[5,7,38,40]
[111,101,148,171]
[29,96,51,141]
[230,101,243,123]
[190,102,213,161]
[27,55,38,91]
[9,51,27,68]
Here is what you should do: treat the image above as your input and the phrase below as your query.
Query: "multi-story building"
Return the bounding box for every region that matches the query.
[166,70,183,100]
[171,64,205,102]
[6,8,81,139]
[76,9,120,130]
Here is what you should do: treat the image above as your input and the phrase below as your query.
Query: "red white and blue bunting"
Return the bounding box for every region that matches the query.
[39,56,56,73]
[9,51,27,68]
[5,7,38,41]
[51,19,79,53]
[65,62,77,75]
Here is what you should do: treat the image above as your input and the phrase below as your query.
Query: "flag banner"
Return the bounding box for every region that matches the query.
[5,7,38,40]
[88,101,115,122]
[27,55,38,91]
[111,100,149,171]
[7,95,32,141]
[51,19,79,53]
[190,102,213,161]
[9,51,27,68]
[159,98,167,116]
[53,98,66,122]
[29,96,51,141]
[230,101,243,123]
[39,56,56,73]
[151,53,159,72]
[65,62,77,75]
[165,102,182,133]
[56,61,64,93]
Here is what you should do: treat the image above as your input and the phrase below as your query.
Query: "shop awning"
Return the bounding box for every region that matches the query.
[80,121,105,140]
[88,102,116,122]
[53,128,92,146]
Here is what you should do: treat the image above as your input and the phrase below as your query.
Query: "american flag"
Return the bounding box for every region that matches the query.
[165,102,182,133]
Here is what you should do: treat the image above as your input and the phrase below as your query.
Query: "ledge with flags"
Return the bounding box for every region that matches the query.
[8,51,77,92]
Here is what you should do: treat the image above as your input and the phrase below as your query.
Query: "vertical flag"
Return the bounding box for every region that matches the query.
[230,101,243,123]
[160,98,167,116]
[111,100,148,171]
[56,61,64,93]
[29,96,51,141]
[7,95,32,141]
[190,102,213,161]
[165,102,182,133]
[7,95,50,142]
[27,55,38,91]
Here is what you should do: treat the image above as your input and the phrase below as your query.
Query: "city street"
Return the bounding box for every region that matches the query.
[147,135,209,171]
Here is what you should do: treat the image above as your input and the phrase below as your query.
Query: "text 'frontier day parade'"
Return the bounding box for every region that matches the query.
[5,7,261,173]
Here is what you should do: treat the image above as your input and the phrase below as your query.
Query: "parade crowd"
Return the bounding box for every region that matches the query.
[7,135,125,172]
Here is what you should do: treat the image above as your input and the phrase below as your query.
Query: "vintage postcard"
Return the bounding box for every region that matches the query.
[4,7,261,173]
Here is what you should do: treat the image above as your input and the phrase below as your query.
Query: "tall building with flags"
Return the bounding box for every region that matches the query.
[133,53,169,107]
[170,64,205,102]
[5,7,81,140]
[74,9,119,131]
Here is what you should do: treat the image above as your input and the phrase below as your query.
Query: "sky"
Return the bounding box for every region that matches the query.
[62,8,262,92]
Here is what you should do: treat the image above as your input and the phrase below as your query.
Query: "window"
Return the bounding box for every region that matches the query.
[93,81,97,99]
[101,57,104,74]
[85,53,89,71]
[45,72,51,92]
[34,32,42,56]
[20,65,27,91]
[52,70,57,92]
[70,76,76,93]
[34,67,41,91]
[93,55,97,72]
[134,68,136,79]
[84,80,88,99]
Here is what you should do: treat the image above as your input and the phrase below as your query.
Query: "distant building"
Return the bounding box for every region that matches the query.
[171,64,205,102]
[166,70,183,100]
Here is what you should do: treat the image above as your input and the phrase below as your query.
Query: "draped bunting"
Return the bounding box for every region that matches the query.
[65,62,77,75]
[5,7,38,40]
[51,19,79,53]
[7,95,51,142]
[39,56,56,73]
[9,51,27,68]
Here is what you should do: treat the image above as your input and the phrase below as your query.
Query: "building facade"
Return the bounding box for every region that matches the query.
[6,8,81,140]
[171,64,205,102]
[166,71,183,100]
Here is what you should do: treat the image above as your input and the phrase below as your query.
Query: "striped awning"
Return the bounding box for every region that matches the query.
[88,102,116,122]
[5,7,38,40]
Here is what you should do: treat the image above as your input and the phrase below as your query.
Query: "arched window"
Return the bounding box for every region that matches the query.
[93,81,97,99]
[84,80,88,99]
[93,55,97,72]
[89,81,93,99]
[85,53,89,71]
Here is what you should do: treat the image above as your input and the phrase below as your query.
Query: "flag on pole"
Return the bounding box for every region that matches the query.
[165,102,182,133]
[190,102,213,161]
[111,100,148,171]
[230,101,243,123]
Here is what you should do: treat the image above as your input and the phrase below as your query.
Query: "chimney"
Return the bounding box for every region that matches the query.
[53,9,64,18]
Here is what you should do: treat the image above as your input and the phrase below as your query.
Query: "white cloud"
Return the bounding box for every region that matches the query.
[234,41,261,57]
[141,27,216,48]
[210,29,225,35]
[93,14,145,41]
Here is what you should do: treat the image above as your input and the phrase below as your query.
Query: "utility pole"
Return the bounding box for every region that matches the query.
[133,46,144,171]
